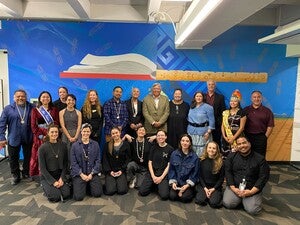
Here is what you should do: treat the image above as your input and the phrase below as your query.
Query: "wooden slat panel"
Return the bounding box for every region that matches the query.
[266,118,293,161]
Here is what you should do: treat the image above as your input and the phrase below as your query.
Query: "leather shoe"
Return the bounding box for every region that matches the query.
[21,173,30,179]
[11,176,20,185]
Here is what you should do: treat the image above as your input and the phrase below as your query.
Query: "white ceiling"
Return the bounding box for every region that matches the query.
[0,0,299,49]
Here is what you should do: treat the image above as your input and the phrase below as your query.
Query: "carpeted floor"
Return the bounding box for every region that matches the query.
[0,159,299,225]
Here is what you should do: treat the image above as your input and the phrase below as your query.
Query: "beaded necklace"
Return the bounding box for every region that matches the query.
[136,138,145,163]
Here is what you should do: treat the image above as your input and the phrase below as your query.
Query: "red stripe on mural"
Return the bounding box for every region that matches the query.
[60,72,154,80]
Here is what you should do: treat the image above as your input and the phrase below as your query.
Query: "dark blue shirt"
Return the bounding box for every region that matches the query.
[0,101,34,146]
[70,139,101,177]
[103,98,128,136]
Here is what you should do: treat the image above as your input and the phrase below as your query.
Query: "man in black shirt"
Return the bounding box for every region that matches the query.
[223,136,270,215]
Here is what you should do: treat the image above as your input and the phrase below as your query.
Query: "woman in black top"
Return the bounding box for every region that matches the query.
[81,90,103,144]
[167,89,189,148]
[195,141,224,208]
[102,127,131,195]
[139,130,173,200]
[38,124,70,202]
[125,126,152,189]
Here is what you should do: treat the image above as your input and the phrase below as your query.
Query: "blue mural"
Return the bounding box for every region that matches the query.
[0,20,297,117]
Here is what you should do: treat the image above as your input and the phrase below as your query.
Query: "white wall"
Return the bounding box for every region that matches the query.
[291,58,300,161]
[0,49,9,111]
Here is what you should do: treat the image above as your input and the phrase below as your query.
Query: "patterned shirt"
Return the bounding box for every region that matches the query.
[103,98,128,136]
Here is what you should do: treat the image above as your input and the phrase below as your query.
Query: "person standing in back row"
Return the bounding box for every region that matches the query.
[243,91,274,157]
[53,86,68,111]
[143,83,170,136]
[0,90,34,185]
[205,80,226,147]
[167,88,189,148]
[103,86,128,141]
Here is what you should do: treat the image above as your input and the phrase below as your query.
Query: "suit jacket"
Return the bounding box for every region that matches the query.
[207,92,226,128]
[142,94,170,134]
[125,98,144,125]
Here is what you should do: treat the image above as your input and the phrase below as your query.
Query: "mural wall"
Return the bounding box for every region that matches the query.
[0,20,298,160]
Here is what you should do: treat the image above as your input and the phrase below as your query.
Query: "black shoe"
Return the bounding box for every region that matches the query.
[11,176,21,185]
[21,173,30,179]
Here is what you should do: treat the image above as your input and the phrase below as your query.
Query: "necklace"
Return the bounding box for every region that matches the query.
[82,143,89,161]
[16,103,26,124]
[49,142,59,159]
[114,102,121,119]
[136,139,144,163]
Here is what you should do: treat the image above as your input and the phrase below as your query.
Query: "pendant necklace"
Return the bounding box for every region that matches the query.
[49,142,59,159]
[82,143,89,161]
[114,141,123,159]
[136,139,144,163]
[16,103,26,124]
[114,102,121,119]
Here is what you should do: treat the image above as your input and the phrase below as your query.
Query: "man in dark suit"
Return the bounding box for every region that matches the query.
[205,80,226,147]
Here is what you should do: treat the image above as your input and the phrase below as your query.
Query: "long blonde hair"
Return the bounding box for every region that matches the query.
[82,90,101,119]
[200,141,223,174]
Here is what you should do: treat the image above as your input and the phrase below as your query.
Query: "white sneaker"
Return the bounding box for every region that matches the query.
[129,177,137,189]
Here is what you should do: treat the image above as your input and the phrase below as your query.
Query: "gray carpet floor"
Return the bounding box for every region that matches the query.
[0,159,299,225]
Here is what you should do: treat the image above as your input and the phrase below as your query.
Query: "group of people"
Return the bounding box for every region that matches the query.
[0,80,273,215]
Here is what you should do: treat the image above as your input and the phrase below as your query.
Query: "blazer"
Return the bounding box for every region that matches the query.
[125,98,144,125]
[208,92,226,128]
[142,94,170,134]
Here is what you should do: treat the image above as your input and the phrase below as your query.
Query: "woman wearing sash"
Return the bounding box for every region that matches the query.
[221,90,246,158]
[30,91,59,178]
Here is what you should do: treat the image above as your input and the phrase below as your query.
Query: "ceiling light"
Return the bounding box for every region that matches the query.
[175,0,223,46]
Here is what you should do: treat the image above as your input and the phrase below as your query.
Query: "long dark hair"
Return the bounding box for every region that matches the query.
[190,91,205,109]
[178,134,193,152]
[37,91,54,108]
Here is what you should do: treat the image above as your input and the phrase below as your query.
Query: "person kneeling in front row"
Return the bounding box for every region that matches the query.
[195,141,224,208]
[71,123,103,201]
[139,130,173,200]
[168,134,199,203]
[39,124,70,202]
[222,136,270,215]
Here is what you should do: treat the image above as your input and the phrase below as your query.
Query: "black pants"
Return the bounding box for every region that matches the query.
[169,187,195,203]
[139,172,169,200]
[246,133,267,157]
[195,185,223,208]
[126,161,148,188]
[8,143,32,177]
[105,173,128,195]
[212,127,222,148]
[73,175,103,201]
[41,179,70,202]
